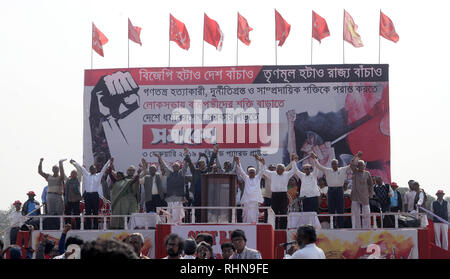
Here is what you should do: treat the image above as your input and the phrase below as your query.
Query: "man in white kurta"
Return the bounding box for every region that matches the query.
[234,156,265,223]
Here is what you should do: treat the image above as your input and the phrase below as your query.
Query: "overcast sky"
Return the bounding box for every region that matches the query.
[0,0,449,210]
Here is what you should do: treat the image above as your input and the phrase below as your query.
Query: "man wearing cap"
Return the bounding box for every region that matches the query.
[234,155,265,223]
[7,201,26,245]
[229,229,262,259]
[431,190,449,250]
[22,191,41,217]
[389,182,403,213]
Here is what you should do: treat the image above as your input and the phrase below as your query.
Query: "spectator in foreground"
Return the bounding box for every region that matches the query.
[182,239,197,259]
[289,224,325,259]
[81,238,138,259]
[163,233,184,259]
[54,224,84,259]
[128,233,150,259]
[229,229,262,259]
[195,241,213,259]
[431,190,449,251]
[221,242,235,259]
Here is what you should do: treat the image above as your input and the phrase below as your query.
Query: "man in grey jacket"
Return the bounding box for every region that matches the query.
[229,229,262,259]
[140,158,165,213]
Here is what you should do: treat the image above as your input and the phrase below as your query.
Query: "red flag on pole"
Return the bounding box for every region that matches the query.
[343,10,363,47]
[128,18,142,46]
[312,11,330,43]
[92,23,108,57]
[275,10,291,46]
[170,14,190,50]
[237,13,253,46]
[380,11,399,43]
[204,13,224,50]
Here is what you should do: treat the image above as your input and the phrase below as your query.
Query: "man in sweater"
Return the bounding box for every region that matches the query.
[38,158,66,216]
[431,190,449,250]
[349,152,374,229]
[139,158,165,213]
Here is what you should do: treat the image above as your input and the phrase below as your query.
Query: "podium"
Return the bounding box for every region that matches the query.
[200,174,237,223]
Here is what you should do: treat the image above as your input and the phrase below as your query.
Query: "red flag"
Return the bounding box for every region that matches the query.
[312,11,330,43]
[380,11,399,43]
[343,10,363,47]
[275,10,291,46]
[92,23,108,57]
[128,18,142,46]
[204,13,224,50]
[170,14,190,50]
[237,13,253,46]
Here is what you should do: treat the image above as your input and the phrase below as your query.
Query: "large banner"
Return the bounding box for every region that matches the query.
[286,229,418,259]
[31,230,156,258]
[84,64,390,181]
[170,224,257,259]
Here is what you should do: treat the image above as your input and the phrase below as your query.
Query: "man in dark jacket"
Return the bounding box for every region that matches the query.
[140,158,165,213]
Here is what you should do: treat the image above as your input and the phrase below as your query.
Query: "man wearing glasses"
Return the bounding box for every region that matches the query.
[229,229,262,259]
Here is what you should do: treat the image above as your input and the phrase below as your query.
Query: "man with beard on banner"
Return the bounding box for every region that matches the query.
[233,155,265,223]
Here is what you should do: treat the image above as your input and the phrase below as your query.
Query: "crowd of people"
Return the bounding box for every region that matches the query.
[3,145,449,256]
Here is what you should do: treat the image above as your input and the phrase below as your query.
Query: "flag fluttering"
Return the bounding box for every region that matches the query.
[237,13,253,46]
[380,11,399,43]
[275,10,291,46]
[343,10,363,47]
[170,14,190,50]
[204,13,224,51]
[312,11,330,43]
[92,23,108,57]
[128,18,142,46]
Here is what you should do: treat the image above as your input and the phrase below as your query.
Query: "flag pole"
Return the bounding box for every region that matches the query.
[91,23,93,70]
[311,12,313,65]
[169,14,171,67]
[202,14,205,67]
[236,12,239,66]
[378,10,381,64]
[128,37,130,68]
[275,9,277,65]
[342,9,345,64]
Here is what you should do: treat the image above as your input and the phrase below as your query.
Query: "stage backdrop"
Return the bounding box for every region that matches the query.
[286,228,418,259]
[84,64,390,182]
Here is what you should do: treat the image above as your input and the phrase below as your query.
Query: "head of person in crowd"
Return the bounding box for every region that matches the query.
[9,245,22,259]
[198,160,206,171]
[184,238,197,257]
[211,163,219,174]
[330,159,339,171]
[390,182,399,191]
[172,162,181,173]
[223,161,233,173]
[43,238,57,258]
[268,164,276,172]
[26,191,36,202]
[221,242,235,259]
[164,233,184,259]
[89,165,97,175]
[128,233,145,257]
[149,165,157,176]
[318,177,327,189]
[126,165,136,178]
[52,165,60,176]
[412,181,420,192]
[247,166,257,179]
[13,200,22,211]
[357,160,366,172]
[231,229,247,254]
[70,169,78,179]
[408,180,415,190]
[303,164,313,175]
[81,238,138,259]
[288,177,298,190]
[195,233,214,247]
[276,164,285,175]
[296,224,317,249]
[436,190,445,201]
[375,176,384,186]
[116,171,125,181]
[196,241,213,259]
